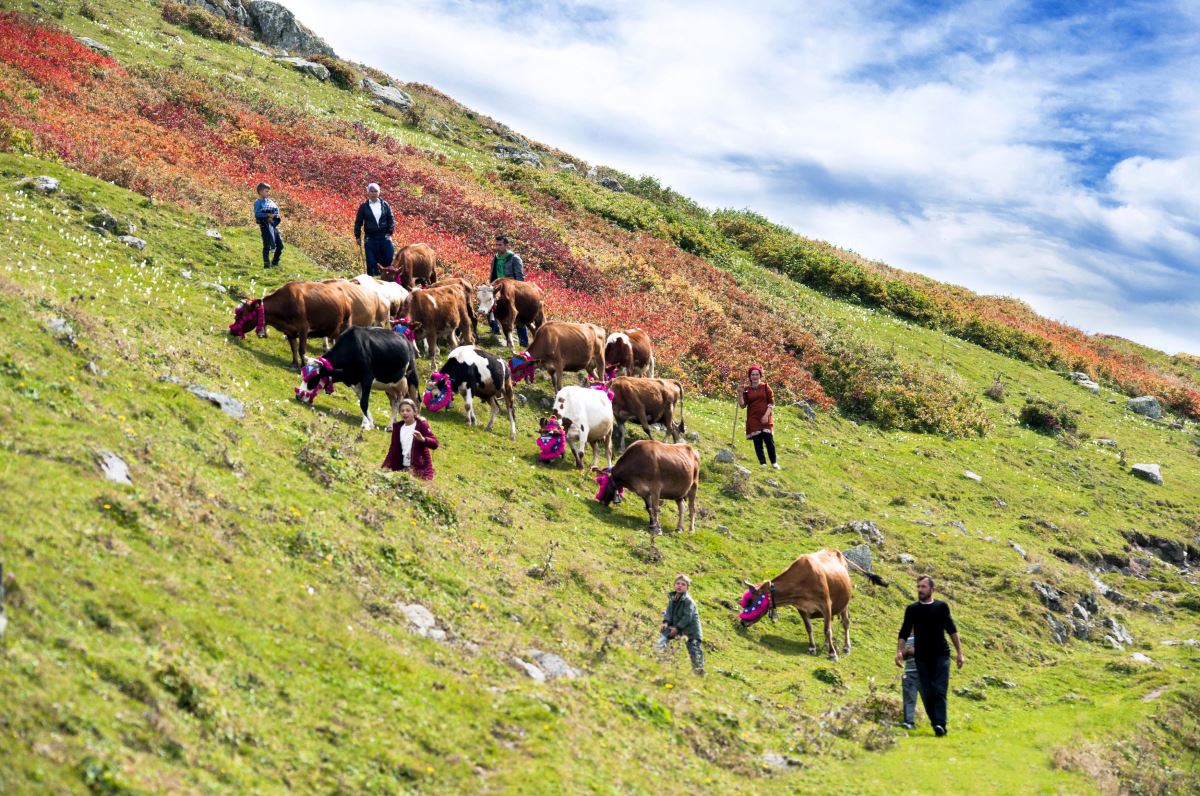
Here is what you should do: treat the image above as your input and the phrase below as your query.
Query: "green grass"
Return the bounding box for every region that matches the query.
[2,153,1198,794]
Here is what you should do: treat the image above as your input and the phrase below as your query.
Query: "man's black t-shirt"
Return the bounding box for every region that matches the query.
[898,600,957,660]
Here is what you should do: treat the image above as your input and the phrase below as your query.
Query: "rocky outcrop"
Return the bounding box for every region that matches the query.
[246,1,334,56]
[1125,395,1162,420]
[597,177,625,192]
[1130,463,1162,485]
[75,36,111,56]
[494,144,542,168]
[362,78,412,111]
[276,55,329,81]
[181,0,250,27]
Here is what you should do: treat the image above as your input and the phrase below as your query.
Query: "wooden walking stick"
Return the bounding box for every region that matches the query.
[730,388,740,448]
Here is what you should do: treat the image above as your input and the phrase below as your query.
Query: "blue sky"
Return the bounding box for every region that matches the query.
[287,0,1200,355]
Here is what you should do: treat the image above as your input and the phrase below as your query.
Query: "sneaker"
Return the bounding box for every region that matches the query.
[934,725,947,737]
[901,722,915,730]
[772,462,781,470]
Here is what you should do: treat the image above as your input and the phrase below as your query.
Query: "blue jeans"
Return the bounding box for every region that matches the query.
[915,655,951,728]
[902,665,919,724]
[657,631,704,673]
[259,220,283,265]
[488,315,529,347]
[363,236,394,277]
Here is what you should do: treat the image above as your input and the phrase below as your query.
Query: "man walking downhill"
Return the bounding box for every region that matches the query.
[253,182,283,269]
[657,574,705,676]
[353,183,395,277]
[895,575,964,736]
[488,234,529,347]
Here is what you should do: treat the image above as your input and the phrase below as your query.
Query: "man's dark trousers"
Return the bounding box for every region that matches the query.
[363,236,394,277]
[259,220,283,266]
[915,655,950,727]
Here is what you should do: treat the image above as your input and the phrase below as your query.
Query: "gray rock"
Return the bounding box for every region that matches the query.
[1131,463,1162,485]
[88,208,130,235]
[75,36,111,56]
[494,144,542,168]
[963,470,983,482]
[1158,539,1187,564]
[1080,592,1100,615]
[949,520,968,533]
[526,649,578,680]
[843,544,873,573]
[276,55,329,81]
[714,449,735,464]
[205,229,223,240]
[1068,371,1101,394]
[1103,616,1133,646]
[1126,396,1162,420]
[162,376,246,419]
[247,42,275,57]
[515,393,528,406]
[20,175,60,193]
[1008,540,1027,559]
[1046,613,1070,644]
[1032,582,1063,612]
[362,78,412,111]
[45,316,76,346]
[1095,438,1118,447]
[246,0,334,55]
[1071,602,1090,622]
[716,525,731,536]
[98,451,132,485]
[1130,652,1153,665]
[846,520,884,546]
[898,553,915,565]
[773,490,806,503]
[733,464,751,479]
[685,431,700,442]
[792,400,816,421]
[118,235,147,250]
[761,753,798,770]
[511,656,546,683]
[1072,617,1091,640]
[597,177,624,192]
[400,603,447,642]
[181,0,250,26]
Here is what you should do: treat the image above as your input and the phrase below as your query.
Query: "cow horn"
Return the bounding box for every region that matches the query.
[742,579,756,591]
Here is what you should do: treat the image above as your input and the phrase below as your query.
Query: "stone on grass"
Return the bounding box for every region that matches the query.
[276,55,330,81]
[186,385,244,419]
[1032,582,1063,612]
[247,0,335,55]
[98,451,132,485]
[494,144,542,167]
[205,229,223,240]
[898,553,915,565]
[1130,463,1162,485]
[845,520,884,546]
[762,753,798,770]
[597,177,624,192]
[512,656,546,683]
[1046,613,1069,645]
[963,470,983,482]
[1094,438,1117,447]
[1103,616,1133,646]
[362,78,412,111]
[843,544,873,574]
[1130,653,1153,665]
[118,235,147,250]
[75,36,111,56]
[686,431,700,442]
[1008,540,1027,559]
[1126,396,1162,420]
[400,603,447,642]
[526,649,578,680]
[45,316,76,346]
[713,449,735,464]
[793,400,816,420]
[20,175,60,194]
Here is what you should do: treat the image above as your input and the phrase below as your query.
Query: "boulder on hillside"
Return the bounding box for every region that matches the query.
[843,544,873,574]
[181,0,251,26]
[793,400,816,420]
[20,175,60,194]
[1068,371,1101,394]
[362,78,412,111]
[713,449,735,464]
[494,144,542,168]
[118,235,147,250]
[97,451,132,485]
[526,649,579,680]
[1032,581,1063,612]
[1046,613,1069,645]
[75,36,111,56]
[1126,395,1162,420]
[247,0,334,56]
[276,55,329,81]
[844,520,884,546]
[597,177,625,192]
[1130,463,1163,485]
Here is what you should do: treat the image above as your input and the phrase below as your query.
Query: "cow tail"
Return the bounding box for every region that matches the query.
[845,556,889,588]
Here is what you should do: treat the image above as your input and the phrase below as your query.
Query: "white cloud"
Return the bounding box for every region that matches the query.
[285,0,1200,355]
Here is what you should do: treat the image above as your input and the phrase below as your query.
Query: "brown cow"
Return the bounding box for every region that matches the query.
[426,275,478,335]
[405,283,475,364]
[525,321,605,391]
[476,278,546,351]
[738,549,888,661]
[228,280,385,368]
[595,440,699,536]
[385,242,438,289]
[604,329,654,378]
[609,376,685,451]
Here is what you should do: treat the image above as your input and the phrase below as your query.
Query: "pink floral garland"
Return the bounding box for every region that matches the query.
[536,416,566,461]
[604,364,619,382]
[391,317,416,342]
[738,588,773,624]
[294,357,335,404]
[423,371,453,412]
[588,382,614,401]
[510,352,536,384]
[594,469,624,502]
[228,300,266,340]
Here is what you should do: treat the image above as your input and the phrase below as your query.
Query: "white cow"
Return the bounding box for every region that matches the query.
[553,385,614,469]
[352,274,409,318]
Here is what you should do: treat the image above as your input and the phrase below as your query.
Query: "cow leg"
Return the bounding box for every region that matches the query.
[686,483,697,533]
[504,380,516,441]
[358,376,375,430]
[614,422,627,453]
[823,602,838,661]
[484,395,498,432]
[635,405,655,441]
[465,387,476,426]
[648,492,662,535]
[673,498,685,534]
[386,387,401,431]
[642,494,657,536]
[287,335,300,368]
[297,333,308,367]
[428,333,439,365]
[841,608,852,655]
[551,368,562,393]
[801,613,817,655]
[604,430,613,468]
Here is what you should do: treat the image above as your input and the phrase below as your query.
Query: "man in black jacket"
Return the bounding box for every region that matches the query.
[895,574,964,736]
[353,183,395,277]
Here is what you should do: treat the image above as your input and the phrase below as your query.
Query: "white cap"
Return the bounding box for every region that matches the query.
[367,182,380,192]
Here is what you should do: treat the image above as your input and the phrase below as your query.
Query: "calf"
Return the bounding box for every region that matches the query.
[525,321,606,391]
[294,326,420,430]
[595,440,700,536]
[405,284,475,363]
[352,274,409,318]
[385,242,438,288]
[477,278,546,351]
[609,376,685,451]
[604,329,655,379]
[737,549,888,661]
[553,385,614,469]
[427,346,516,440]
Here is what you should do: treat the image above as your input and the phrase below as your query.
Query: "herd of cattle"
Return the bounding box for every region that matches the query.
[226,256,888,659]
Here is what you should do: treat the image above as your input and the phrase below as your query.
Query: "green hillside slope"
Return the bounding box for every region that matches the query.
[2,154,1198,795]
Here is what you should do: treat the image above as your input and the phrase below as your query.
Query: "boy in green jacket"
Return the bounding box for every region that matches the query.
[658,574,704,675]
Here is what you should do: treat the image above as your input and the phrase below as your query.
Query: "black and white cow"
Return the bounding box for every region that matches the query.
[295,326,420,430]
[428,345,516,440]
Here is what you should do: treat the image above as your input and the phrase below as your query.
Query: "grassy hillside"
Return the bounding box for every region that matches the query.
[0,3,1198,795]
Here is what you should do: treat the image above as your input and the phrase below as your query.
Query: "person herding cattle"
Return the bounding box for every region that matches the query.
[487,235,530,347]
[253,182,283,269]
[658,574,704,676]
[895,575,964,737]
[738,364,779,469]
[381,399,439,480]
[354,183,396,277]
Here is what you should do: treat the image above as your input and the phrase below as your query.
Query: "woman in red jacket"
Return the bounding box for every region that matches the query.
[738,364,779,469]
[382,399,439,480]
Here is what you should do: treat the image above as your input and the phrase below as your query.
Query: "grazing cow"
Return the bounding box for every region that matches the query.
[427,346,516,440]
[477,278,546,351]
[426,275,478,335]
[604,329,655,379]
[405,284,475,364]
[609,376,685,451]
[294,326,420,430]
[525,321,606,392]
[385,242,438,288]
[553,385,614,469]
[352,274,409,318]
[228,280,385,368]
[595,440,699,536]
[737,549,889,661]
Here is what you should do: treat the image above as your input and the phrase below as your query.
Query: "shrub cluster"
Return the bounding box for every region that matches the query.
[1018,399,1078,435]
[308,54,359,90]
[161,1,240,42]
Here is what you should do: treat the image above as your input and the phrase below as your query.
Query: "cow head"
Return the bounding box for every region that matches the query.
[422,371,453,412]
[736,579,774,626]
[476,283,496,315]
[591,466,623,505]
[294,357,335,404]
[229,298,266,339]
[536,415,566,461]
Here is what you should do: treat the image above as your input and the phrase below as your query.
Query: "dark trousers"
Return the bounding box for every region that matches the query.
[259,220,283,265]
[363,236,394,277]
[915,655,950,728]
[488,314,529,347]
[752,431,776,464]
[657,631,705,673]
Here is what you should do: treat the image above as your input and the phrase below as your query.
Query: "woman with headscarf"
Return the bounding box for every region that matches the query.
[738,364,778,469]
